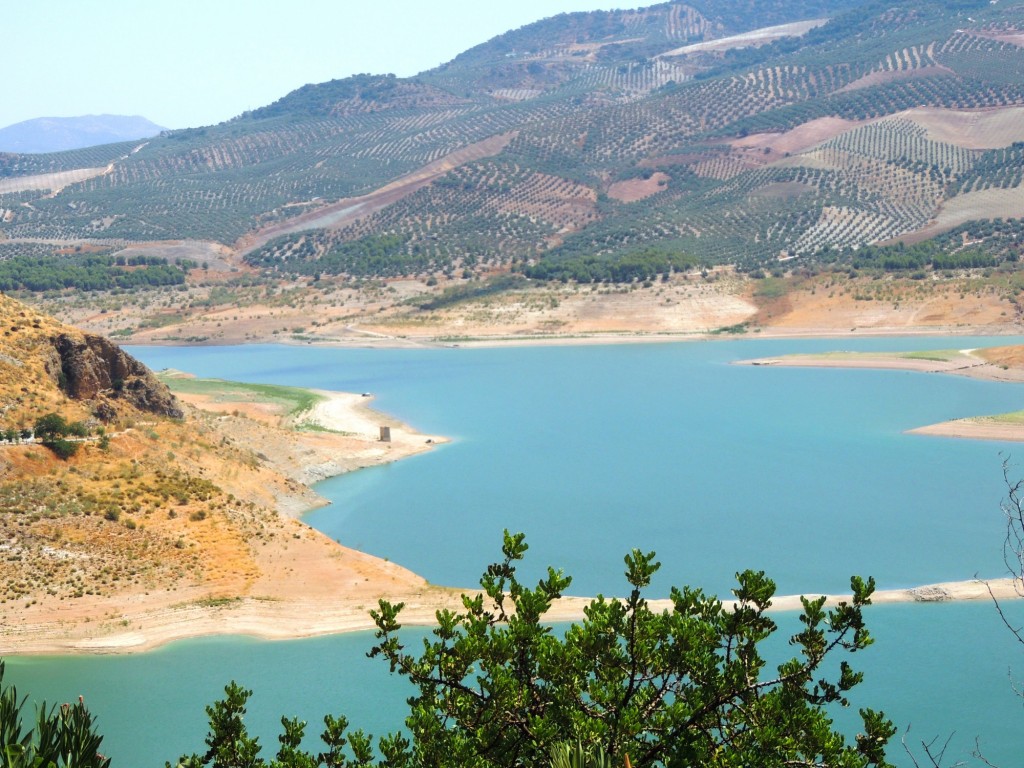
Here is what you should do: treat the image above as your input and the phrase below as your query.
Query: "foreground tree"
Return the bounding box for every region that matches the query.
[176,532,893,768]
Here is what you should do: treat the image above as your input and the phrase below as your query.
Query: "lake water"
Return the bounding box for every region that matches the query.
[6,337,1024,765]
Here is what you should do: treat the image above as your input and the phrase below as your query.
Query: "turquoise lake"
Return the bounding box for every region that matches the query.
[6,337,1024,765]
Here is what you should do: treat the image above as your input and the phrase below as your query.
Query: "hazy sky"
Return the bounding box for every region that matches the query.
[3,0,624,131]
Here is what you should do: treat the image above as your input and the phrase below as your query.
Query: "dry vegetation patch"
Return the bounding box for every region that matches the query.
[743,273,1021,334]
[730,116,866,156]
[607,172,670,202]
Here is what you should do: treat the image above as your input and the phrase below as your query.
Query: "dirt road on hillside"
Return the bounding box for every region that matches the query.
[235,132,517,255]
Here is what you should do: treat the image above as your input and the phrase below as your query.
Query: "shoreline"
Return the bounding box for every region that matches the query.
[128,321,1024,351]
[162,375,450,497]
[0,380,454,657]
[8,338,1024,656]
[4,576,1020,656]
[909,420,1024,442]
[733,349,1024,382]
[735,346,1024,440]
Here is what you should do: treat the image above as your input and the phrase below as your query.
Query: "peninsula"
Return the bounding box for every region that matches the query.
[737,344,1024,441]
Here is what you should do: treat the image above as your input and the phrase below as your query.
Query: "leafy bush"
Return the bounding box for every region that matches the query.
[172,533,892,768]
[44,439,80,461]
[0,661,111,768]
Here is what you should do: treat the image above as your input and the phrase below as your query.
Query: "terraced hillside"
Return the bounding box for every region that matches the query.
[0,0,1022,285]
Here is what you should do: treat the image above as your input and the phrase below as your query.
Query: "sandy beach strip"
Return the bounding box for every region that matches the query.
[910,418,1024,442]
[301,389,447,450]
[736,350,973,373]
[266,324,1024,351]
[734,348,1024,382]
[2,577,1019,655]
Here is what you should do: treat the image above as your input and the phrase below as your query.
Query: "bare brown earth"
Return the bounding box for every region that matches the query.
[990,31,1024,46]
[0,374,458,655]
[41,267,1024,350]
[835,65,955,94]
[658,18,828,56]
[747,276,1019,336]
[903,105,1024,149]
[606,172,670,202]
[908,186,1024,242]
[0,142,147,196]
[356,271,758,343]
[729,117,867,156]
[0,167,110,196]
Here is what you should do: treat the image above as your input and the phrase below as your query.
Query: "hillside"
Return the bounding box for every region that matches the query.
[0,0,1021,339]
[0,295,459,651]
[0,115,165,154]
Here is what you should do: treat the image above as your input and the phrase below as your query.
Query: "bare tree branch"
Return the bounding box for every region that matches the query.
[901,727,967,768]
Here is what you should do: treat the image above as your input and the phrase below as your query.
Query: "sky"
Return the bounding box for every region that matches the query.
[3,0,624,131]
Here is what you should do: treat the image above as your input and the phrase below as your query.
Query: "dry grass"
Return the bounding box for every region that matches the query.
[904,106,1024,149]
[975,345,1024,368]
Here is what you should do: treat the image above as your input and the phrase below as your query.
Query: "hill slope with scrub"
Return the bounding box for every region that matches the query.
[0,295,455,652]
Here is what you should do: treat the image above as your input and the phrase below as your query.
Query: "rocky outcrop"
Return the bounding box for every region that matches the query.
[47,333,183,419]
[909,585,952,602]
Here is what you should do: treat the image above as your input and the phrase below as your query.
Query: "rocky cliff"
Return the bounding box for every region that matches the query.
[0,293,181,428]
[46,332,182,419]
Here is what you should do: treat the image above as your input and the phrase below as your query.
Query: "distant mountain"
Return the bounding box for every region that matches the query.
[0,114,165,153]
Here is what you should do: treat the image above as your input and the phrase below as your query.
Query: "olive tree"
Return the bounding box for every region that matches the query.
[174,531,893,768]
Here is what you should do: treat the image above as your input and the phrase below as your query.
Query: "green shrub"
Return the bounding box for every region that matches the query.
[0,661,111,768]
[44,439,80,461]
[173,533,892,768]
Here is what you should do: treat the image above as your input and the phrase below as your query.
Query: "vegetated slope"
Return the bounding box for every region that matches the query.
[0,0,1021,281]
[0,115,165,154]
[0,295,400,633]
